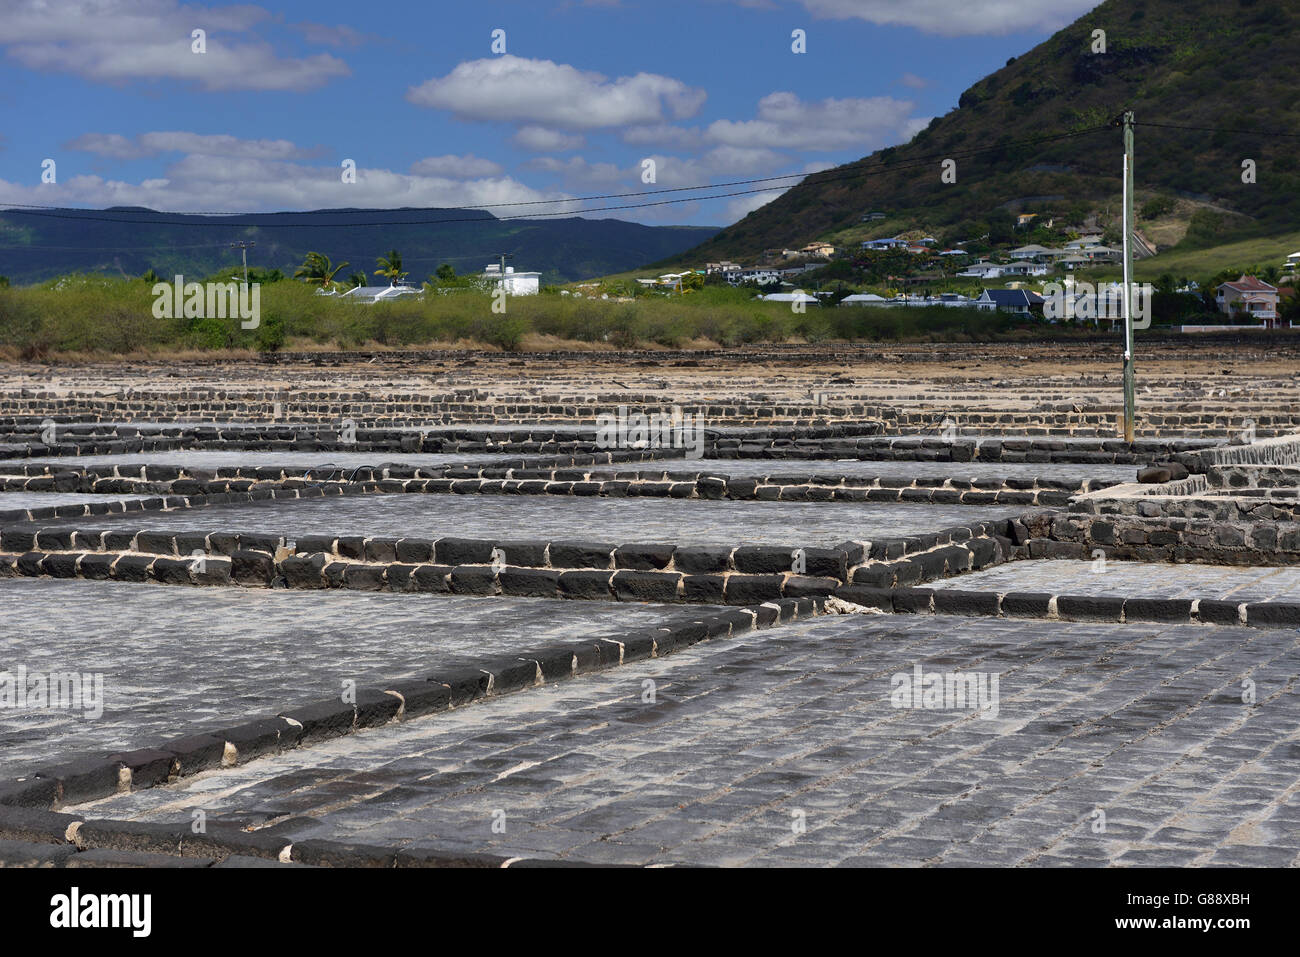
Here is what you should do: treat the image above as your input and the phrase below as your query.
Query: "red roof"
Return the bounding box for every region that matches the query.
[1221,274,1278,293]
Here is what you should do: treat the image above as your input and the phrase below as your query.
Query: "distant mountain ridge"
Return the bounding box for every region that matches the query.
[0,205,718,285]
[680,0,1300,264]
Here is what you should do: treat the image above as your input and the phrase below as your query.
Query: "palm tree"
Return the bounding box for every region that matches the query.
[348,272,366,288]
[294,252,349,291]
[374,249,408,286]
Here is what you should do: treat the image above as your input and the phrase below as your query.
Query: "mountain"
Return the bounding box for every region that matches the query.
[681,0,1300,265]
[0,206,718,285]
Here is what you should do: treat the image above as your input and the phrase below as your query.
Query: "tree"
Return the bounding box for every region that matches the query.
[374,249,408,286]
[348,272,366,288]
[141,268,160,284]
[294,252,349,291]
[1280,291,1300,327]
[435,263,457,282]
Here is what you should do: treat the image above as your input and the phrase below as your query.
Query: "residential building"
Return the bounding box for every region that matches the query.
[956,261,1007,279]
[800,242,836,258]
[337,284,422,304]
[1216,275,1279,324]
[482,264,541,295]
[839,293,891,306]
[974,288,1044,315]
[860,237,907,250]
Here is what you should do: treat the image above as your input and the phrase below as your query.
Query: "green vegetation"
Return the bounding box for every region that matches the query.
[4,268,1277,360]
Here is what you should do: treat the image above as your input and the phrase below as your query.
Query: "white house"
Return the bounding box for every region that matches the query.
[956,261,1007,278]
[337,284,423,304]
[1000,262,1050,277]
[760,291,818,305]
[839,293,891,306]
[482,264,540,295]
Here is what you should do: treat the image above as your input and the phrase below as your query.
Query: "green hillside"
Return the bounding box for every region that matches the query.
[681,0,1300,265]
[0,206,718,287]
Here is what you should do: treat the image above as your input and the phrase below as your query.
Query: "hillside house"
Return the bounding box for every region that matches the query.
[860,237,907,250]
[974,288,1044,315]
[1216,275,1279,324]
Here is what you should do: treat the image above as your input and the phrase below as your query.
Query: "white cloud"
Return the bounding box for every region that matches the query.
[407,55,706,131]
[771,0,1102,37]
[0,154,565,215]
[410,154,505,178]
[706,92,920,151]
[66,131,322,161]
[898,72,928,89]
[511,126,587,152]
[2,0,350,91]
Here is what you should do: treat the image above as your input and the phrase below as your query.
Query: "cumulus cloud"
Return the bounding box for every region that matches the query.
[2,0,350,91]
[706,92,920,151]
[65,131,323,161]
[756,0,1102,37]
[407,55,706,131]
[409,154,505,178]
[511,126,586,152]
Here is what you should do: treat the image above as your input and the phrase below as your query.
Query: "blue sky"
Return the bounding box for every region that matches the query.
[0,0,1102,227]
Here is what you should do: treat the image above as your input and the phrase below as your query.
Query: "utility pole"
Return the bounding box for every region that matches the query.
[231,241,255,286]
[497,253,513,295]
[1121,112,1136,444]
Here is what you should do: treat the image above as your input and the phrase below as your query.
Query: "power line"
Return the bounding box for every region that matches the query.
[0,125,1114,228]
[1132,120,1300,139]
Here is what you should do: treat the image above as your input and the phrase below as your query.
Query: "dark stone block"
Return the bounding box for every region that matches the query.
[549,541,615,569]
[724,575,784,605]
[682,574,726,603]
[450,565,500,595]
[733,545,801,575]
[612,570,681,603]
[1001,592,1052,618]
[783,576,839,598]
[230,550,274,586]
[112,554,154,582]
[151,557,193,585]
[1196,599,1242,625]
[1245,603,1300,628]
[434,537,494,566]
[382,680,452,718]
[498,567,559,598]
[1122,598,1193,623]
[393,538,433,563]
[341,564,386,591]
[932,589,999,617]
[673,546,733,574]
[411,564,451,592]
[614,543,675,570]
[1056,594,1124,622]
[493,540,548,567]
[557,570,613,599]
[892,588,933,614]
